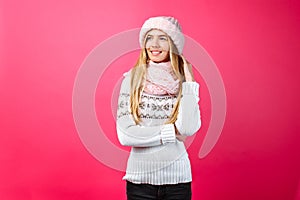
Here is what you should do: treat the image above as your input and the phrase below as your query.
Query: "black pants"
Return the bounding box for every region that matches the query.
[126,181,192,200]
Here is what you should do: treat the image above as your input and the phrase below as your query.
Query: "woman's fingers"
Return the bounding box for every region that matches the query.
[176,133,187,142]
[181,54,194,82]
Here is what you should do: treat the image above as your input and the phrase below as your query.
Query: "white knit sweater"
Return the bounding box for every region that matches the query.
[116,71,201,185]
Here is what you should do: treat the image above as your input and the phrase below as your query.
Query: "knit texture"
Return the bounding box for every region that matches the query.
[144,60,180,95]
[116,71,201,185]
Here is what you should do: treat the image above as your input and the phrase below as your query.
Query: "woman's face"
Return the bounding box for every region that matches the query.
[145,29,170,63]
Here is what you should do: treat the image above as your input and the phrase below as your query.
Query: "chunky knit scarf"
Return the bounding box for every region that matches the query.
[143,61,180,95]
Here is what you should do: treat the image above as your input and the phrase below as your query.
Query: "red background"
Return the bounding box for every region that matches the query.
[1,0,300,199]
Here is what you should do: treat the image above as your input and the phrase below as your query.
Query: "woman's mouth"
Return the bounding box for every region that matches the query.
[150,50,162,56]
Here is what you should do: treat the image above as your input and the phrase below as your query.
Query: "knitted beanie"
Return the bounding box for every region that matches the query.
[139,16,185,54]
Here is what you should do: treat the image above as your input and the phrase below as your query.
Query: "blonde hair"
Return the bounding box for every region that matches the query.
[130,32,190,124]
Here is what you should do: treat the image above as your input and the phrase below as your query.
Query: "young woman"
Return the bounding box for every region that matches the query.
[116,16,201,200]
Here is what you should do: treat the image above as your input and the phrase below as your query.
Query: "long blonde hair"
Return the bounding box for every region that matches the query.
[130,33,189,124]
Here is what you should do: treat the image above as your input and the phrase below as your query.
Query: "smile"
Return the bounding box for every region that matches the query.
[150,50,162,56]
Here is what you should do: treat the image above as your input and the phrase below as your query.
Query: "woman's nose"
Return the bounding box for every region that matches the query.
[150,38,159,47]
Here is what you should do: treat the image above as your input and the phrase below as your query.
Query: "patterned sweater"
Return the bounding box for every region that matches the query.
[116,71,201,185]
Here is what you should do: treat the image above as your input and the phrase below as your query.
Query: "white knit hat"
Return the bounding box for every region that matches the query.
[139,16,185,54]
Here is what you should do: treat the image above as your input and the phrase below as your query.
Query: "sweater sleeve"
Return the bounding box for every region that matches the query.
[116,73,176,147]
[175,82,201,136]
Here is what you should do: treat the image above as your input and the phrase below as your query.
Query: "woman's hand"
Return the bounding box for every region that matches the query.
[176,133,187,142]
[174,124,187,142]
[181,55,194,82]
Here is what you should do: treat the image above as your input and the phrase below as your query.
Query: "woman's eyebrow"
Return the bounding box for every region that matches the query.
[147,34,167,37]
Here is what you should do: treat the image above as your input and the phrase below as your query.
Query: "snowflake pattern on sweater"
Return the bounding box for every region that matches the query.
[116,71,201,185]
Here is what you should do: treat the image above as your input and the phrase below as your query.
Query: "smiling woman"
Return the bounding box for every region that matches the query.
[145,30,170,63]
[115,16,201,200]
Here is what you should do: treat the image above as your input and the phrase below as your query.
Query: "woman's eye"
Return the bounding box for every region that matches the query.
[160,37,167,41]
[146,36,152,41]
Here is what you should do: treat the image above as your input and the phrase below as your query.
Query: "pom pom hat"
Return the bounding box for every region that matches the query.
[139,16,185,54]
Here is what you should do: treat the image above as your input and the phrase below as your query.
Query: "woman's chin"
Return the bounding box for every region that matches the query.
[149,56,170,63]
[150,59,163,63]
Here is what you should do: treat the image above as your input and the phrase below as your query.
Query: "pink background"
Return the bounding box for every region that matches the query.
[1,0,300,199]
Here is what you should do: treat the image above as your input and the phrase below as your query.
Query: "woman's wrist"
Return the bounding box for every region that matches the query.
[160,124,176,144]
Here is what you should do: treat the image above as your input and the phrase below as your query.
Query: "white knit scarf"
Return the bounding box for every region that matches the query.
[143,60,180,95]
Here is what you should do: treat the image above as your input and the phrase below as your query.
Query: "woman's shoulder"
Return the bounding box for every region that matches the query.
[119,70,132,92]
[122,69,132,82]
[122,69,132,78]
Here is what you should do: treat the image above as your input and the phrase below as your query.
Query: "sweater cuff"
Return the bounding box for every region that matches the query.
[182,82,199,96]
[160,124,176,144]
